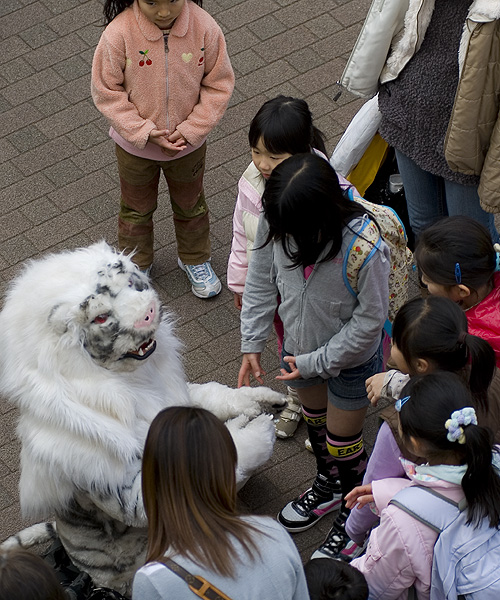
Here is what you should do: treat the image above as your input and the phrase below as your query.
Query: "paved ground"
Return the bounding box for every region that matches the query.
[0,0,408,563]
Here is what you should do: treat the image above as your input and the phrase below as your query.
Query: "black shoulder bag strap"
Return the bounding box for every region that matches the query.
[156,557,233,600]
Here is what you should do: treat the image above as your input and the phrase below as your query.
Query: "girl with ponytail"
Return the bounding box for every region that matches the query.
[348,372,500,599]
[327,295,499,562]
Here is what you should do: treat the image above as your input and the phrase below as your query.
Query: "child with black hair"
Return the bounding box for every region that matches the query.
[415,215,500,365]
[340,295,499,557]
[0,548,67,600]
[238,152,390,560]
[228,95,355,439]
[304,558,368,600]
[347,372,500,600]
[92,0,234,296]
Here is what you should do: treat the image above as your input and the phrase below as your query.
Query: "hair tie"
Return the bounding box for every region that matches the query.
[455,262,462,284]
[458,331,467,345]
[494,244,500,273]
[444,407,477,444]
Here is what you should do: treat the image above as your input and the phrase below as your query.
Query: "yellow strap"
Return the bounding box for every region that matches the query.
[189,576,233,600]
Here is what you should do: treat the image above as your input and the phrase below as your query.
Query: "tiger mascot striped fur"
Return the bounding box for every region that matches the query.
[0,242,285,598]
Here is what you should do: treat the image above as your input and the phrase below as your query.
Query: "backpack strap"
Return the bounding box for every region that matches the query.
[156,557,233,600]
[343,191,382,298]
[389,485,464,534]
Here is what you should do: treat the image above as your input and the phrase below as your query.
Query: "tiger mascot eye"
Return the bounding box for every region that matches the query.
[0,242,285,597]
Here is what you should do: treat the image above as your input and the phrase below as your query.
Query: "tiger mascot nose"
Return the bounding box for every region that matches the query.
[134,302,156,329]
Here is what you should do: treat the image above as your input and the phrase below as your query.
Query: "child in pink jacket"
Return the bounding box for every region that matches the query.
[227,96,354,439]
[92,0,234,298]
[346,372,500,600]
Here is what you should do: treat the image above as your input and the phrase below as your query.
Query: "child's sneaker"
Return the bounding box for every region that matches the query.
[178,258,222,299]
[311,511,366,562]
[275,386,302,439]
[277,475,342,532]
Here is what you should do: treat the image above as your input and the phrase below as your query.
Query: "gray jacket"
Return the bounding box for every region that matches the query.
[241,215,390,379]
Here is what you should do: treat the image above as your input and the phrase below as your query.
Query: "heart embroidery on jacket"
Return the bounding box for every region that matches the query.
[182,53,193,63]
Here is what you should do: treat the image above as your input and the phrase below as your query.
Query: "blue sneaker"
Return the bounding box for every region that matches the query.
[178,258,222,298]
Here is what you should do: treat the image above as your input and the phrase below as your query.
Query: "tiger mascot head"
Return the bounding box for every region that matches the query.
[4,241,162,373]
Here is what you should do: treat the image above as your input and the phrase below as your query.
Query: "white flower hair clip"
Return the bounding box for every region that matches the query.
[444,407,477,444]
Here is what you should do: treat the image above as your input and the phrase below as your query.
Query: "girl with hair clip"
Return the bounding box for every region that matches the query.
[228,95,355,440]
[0,548,67,600]
[415,215,500,366]
[238,153,390,561]
[92,0,234,297]
[132,406,309,600]
[338,295,499,560]
[347,372,500,600]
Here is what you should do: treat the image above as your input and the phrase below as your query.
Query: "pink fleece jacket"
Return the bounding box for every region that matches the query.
[351,470,464,600]
[91,0,234,153]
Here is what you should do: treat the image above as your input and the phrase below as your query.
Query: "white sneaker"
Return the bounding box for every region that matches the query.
[178,258,222,298]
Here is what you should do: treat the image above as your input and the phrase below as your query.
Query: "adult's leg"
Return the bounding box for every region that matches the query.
[163,143,210,265]
[116,145,160,270]
[395,149,447,238]
[444,178,499,243]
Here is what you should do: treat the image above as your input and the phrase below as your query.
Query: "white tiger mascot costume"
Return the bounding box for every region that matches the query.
[0,242,284,597]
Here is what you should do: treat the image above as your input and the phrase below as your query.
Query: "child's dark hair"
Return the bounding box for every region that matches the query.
[392,296,495,412]
[261,153,368,268]
[103,0,203,26]
[249,96,327,157]
[0,549,67,600]
[304,558,369,600]
[399,372,500,528]
[415,216,496,294]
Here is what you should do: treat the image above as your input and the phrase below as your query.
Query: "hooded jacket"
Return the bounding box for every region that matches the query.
[240,214,390,379]
[351,462,465,600]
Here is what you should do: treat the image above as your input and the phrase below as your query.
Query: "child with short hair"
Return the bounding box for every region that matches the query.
[92,0,234,297]
[228,96,354,439]
[304,558,368,600]
[348,372,500,599]
[0,548,67,600]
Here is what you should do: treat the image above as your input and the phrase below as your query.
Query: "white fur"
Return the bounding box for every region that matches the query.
[0,242,285,594]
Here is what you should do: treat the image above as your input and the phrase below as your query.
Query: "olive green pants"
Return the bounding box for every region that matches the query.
[116,143,210,270]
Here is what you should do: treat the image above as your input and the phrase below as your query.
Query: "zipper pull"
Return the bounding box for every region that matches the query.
[163,32,169,53]
[333,81,343,102]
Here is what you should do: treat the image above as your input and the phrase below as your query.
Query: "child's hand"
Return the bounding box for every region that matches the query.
[345,484,374,510]
[148,129,187,156]
[276,356,301,381]
[238,353,266,387]
[366,372,386,406]
[168,130,187,146]
[233,293,243,310]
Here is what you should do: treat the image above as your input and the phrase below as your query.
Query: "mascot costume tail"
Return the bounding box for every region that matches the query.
[0,242,285,597]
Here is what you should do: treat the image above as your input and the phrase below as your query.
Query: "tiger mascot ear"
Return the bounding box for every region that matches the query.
[48,302,79,335]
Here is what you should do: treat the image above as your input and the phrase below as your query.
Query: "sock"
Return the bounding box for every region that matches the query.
[326,429,367,503]
[302,406,340,491]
